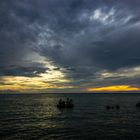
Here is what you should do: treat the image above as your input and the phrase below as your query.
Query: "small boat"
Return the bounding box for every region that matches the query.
[57,104,74,109]
[57,104,65,108]
[136,102,140,107]
[116,105,120,109]
[106,105,120,110]
[57,98,74,109]
[66,104,74,108]
[106,105,111,110]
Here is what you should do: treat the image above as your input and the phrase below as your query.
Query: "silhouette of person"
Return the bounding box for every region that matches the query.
[66,98,70,106]
[58,99,62,106]
[62,100,65,107]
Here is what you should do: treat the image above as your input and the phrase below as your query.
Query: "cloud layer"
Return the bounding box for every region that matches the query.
[0,0,140,92]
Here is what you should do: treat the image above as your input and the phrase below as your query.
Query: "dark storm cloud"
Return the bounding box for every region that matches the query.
[32,0,140,69]
[82,24,140,70]
[0,2,36,67]
[0,63,48,77]
[0,0,140,88]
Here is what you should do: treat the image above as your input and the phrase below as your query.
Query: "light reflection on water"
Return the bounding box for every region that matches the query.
[0,93,140,140]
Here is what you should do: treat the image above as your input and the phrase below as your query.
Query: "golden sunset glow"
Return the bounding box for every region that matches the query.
[0,55,75,93]
[0,70,72,93]
[87,85,140,92]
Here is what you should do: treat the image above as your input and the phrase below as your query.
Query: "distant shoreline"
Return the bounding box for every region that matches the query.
[1,92,140,95]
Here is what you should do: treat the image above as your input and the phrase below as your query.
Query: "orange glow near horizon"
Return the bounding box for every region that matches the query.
[0,75,72,93]
[87,85,140,92]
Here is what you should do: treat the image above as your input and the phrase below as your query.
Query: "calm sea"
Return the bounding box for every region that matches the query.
[0,93,140,140]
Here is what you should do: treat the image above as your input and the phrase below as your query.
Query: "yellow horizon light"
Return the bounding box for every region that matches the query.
[87,85,140,92]
[0,75,73,93]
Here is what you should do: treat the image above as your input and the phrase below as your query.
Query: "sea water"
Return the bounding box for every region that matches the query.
[0,93,140,140]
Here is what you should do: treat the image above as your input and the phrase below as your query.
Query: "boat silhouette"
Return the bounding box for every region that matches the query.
[57,98,74,109]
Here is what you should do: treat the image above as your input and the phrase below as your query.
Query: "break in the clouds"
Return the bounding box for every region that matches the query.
[0,0,140,93]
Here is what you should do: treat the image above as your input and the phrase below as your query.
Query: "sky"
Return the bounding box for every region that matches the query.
[0,0,140,93]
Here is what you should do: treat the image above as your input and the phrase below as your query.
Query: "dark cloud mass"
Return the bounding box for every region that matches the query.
[0,62,48,77]
[0,0,140,91]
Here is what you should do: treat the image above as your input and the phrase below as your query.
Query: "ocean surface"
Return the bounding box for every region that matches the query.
[0,93,140,140]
